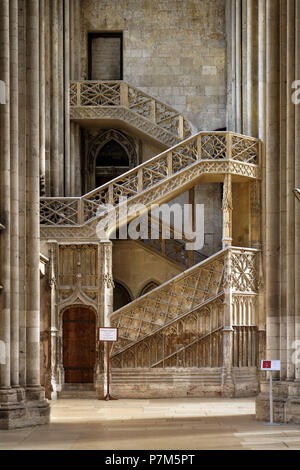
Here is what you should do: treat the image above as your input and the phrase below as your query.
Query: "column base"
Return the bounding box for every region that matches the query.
[0,387,50,430]
[221,366,235,397]
[95,372,105,399]
[255,380,300,423]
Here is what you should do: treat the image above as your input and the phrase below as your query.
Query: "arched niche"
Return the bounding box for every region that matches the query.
[139,281,160,297]
[113,281,133,311]
[84,130,138,192]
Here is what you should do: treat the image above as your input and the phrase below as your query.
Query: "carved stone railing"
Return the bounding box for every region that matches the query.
[109,247,260,368]
[111,299,224,369]
[69,81,193,146]
[40,132,260,240]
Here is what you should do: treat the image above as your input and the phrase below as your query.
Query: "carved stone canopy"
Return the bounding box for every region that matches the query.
[87,129,138,172]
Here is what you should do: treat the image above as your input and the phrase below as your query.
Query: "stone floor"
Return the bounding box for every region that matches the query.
[1,397,300,450]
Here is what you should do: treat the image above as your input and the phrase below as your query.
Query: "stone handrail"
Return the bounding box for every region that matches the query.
[70,80,193,141]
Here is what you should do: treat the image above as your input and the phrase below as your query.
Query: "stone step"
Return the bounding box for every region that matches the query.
[58,383,96,399]
[57,390,97,399]
[62,383,95,391]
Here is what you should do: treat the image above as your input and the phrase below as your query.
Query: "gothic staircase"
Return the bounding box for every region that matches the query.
[41,82,261,397]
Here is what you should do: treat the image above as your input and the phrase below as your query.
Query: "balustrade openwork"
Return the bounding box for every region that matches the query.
[109,247,260,370]
[40,132,260,239]
[69,81,192,144]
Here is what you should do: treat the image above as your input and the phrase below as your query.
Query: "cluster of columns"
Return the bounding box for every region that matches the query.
[227,0,300,422]
[0,0,49,428]
[37,0,81,197]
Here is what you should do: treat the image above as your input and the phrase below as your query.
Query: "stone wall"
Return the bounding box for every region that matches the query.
[80,0,227,131]
[112,240,182,300]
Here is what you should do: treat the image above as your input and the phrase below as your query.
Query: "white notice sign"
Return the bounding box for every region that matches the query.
[261,360,281,371]
[99,328,118,342]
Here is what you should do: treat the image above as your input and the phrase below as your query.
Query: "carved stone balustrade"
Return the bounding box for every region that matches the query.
[69,81,193,147]
[40,132,260,241]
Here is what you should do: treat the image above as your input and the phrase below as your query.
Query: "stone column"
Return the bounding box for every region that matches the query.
[39,0,46,195]
[265,0,280,370]
[46,245,58,400]
[295,0,300,384]
[9,0,20,391]
[257,0,267,381]
[51,0,60,196]
[222,174,233,249]
[25,0,43,396]
[0,0,11,393]
[64,0,71,196]
[222,250,234,396]
[249,180,261,249]
[18,0,27,389]
[96,241,114,399]
[235,0,242,134]
[286,0,295,382]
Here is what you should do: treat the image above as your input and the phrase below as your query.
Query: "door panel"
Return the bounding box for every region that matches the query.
[63,307,96,383]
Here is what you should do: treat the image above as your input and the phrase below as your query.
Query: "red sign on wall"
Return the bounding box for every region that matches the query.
[261,360,280,371]
[262,361,271,369]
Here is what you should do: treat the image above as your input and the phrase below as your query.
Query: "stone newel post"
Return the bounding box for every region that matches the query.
[222,250,234,397]
[222,174,233,249]
[96,241,114,399]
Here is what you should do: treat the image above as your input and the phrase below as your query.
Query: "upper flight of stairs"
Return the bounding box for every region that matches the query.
[69,80,194,147]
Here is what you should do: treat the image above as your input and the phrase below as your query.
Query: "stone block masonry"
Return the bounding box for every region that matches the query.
[80,0,227,131]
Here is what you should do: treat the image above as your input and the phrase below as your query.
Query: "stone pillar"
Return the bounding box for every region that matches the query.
[265,0,280,370]
[25,0,43,396]
[222,250,234,396]
[0,0,11,393]
[18,0,27,389]
[9,0,20,391]
[64,0,71,196]
[235,0,242,133]
[295,0,300,384]
[249,180,261,249]
[50,0,60,196]
[222,174,233,249]
[96,241,114,399]
[45,245,58,400]
[39,0,46,195]
[286,0,295,383]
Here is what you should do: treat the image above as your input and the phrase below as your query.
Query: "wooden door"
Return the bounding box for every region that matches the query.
[63,307,96,383]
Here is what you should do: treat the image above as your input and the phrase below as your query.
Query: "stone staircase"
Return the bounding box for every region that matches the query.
[110,249,226,359]
[41,83,261,398]
[69,80,194,147]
